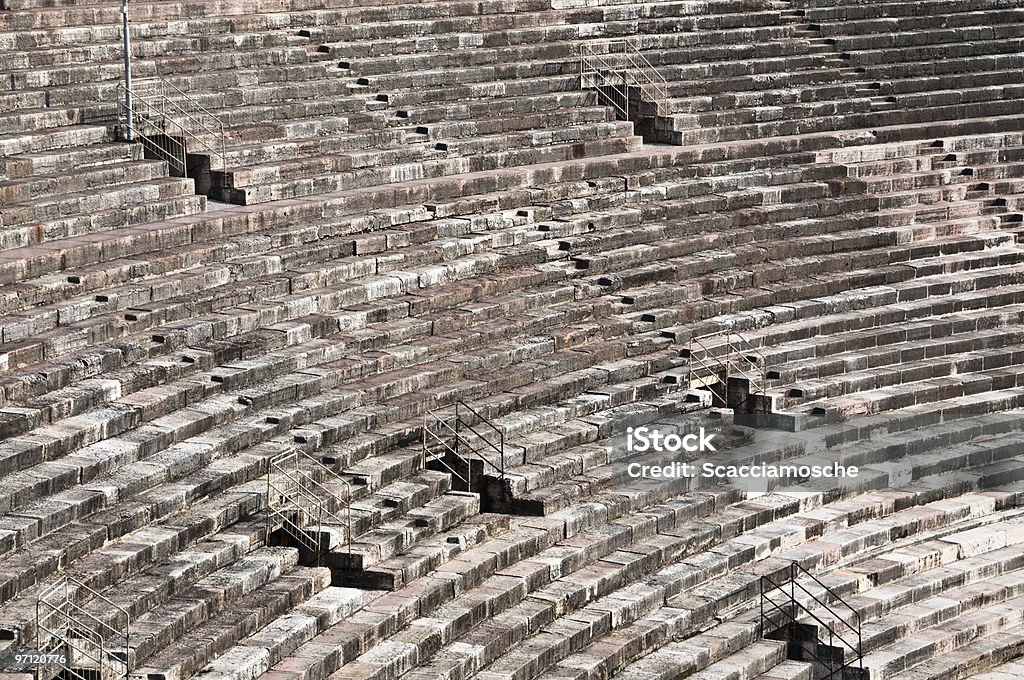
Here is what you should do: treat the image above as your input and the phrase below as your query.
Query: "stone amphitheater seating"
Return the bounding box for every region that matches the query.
[640,0,1024,149]
[1,1,1024,680]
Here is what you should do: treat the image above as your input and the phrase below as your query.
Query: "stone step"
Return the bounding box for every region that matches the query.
[213,105,617,185]
[0,123,113,157]
[1,142,143,179]
[684,640,790,680]
[0,158,170,207]
[0,146,863,288]
[0,201,991,489]
[823,22,1024,52]
[753,660,815,680]
[377,488,787,680]
[0,106,117,137]
[780,343,1024,407]
[129,565,331,680]
[672,98,1024,147]
[800,366,1024,421]
[324,491,479,571]
[109,546,301,666]
[774,423,1024,497]
[0,327,688,589]
[333,40,576,78]
[263,488,740,680]
[768,325,1024,387]
[192,591,379,680]
[351,510,511,590]
[0,476,271,642]
[663,260,1024,347]
[211,134,642,204]
[0,178,206,252]
[958,655,1024,680]
[860,594,1024,680]
[342,469,453,539]
[599,240,1024,333]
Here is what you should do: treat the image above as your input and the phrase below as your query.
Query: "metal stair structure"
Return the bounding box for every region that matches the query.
[760,562,865,680]
[34,577,131,680]
[579,38,670,127]
[265,448,353,565]
[117,77,228,181]
[422,400,509,503]
[679,331,772,411]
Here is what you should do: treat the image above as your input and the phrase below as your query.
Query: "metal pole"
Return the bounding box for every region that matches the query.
[759,577,765,637]
[122,0,133,141]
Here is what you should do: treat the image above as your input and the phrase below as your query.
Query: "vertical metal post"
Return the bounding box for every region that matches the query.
[829,626,835,677]
[121,0,133,141]
[345,485,352,554]
[624,71,629,121]
[759,577,765,637]
[266,461,273,547]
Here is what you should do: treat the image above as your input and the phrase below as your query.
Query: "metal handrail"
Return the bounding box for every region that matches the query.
[119,88,188,174]
[268,504,321,554]
[458,401,505,451]
[760,593,849,680]
[614,41,671,113]
[689,333,769,395]
[760,562,864,678]
[268,481,331,556]
[580,38,670,117]
[762,574,861,655]
[266,448,353,561]
[687,336,728,390]
[117,79,228,173]
[423,423,472,487]
[789,561,863,628]
[142,76,227,157]
[423,401,508,495]
[36,576,131,680]
[156,77,226,135]
[584,39,671,108]
[729,331,769,371]
[727,332,768,392]
[425,413,493,486]
[427,409,506,478]
[272,456,352,541]
[580,61,631,119]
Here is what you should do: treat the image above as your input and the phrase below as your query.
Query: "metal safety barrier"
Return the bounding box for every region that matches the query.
[580,38,670,119]
[684,330,769,396]
[117,76,228,175]
[423,400,508,495]
[35,576,130,680]
[266,448,353,565]
[761,562,864,680]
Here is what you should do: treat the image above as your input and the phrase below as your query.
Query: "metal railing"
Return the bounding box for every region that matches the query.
[760,562,864,680]
[423,400,507,495]
[579,38,670,118]
[685,331,769,395]
[35,576,131,680]
[266,449,353,564]
[724,331,768,395]
[117,76,228,175]
[685,336,728,392]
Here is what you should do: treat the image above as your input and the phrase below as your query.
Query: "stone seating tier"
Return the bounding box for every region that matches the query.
[1,2,1024,680]
[317,471,1022,680]
[0,139,1015,483]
